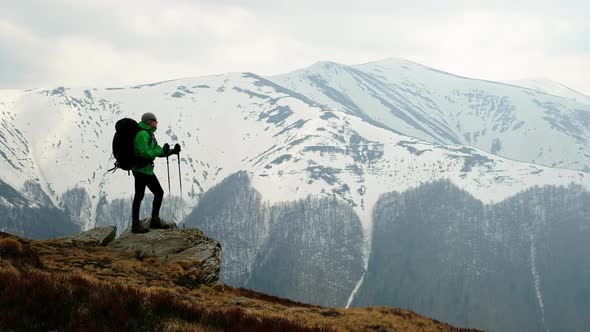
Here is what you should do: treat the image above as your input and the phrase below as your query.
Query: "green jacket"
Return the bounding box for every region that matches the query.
[133,121,165,175]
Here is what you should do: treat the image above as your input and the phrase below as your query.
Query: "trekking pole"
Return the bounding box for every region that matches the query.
[166,156,171,194]
[166,155,172,220]
[177,152,183,209]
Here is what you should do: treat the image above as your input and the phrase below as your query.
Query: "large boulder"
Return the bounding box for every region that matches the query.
[107,218,222,284]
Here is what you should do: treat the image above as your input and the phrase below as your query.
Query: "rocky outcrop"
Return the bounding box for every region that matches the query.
[60,220,222,285]
[107,218,222,284]
[63,226,117,246]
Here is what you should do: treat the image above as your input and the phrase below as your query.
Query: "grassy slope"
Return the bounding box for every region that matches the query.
[0,232,479,332]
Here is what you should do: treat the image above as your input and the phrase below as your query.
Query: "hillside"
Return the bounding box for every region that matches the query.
[0,229,478,332]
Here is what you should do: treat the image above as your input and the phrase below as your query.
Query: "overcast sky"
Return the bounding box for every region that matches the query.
[1,0,588,95]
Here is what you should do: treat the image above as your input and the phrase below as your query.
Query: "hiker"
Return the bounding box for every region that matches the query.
[131,112,181,233]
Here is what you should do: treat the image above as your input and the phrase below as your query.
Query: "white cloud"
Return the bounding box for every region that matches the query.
[0,0,588,95]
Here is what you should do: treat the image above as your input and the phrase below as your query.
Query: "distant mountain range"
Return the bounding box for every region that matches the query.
[1,58,590,331]
[272,58,590,171]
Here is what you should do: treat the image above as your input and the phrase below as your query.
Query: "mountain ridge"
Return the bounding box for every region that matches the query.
[272,58,590,172]
[506,77,590,105]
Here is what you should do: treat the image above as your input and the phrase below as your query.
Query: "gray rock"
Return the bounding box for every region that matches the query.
[63,226,117,246]
[120,218,178,236]
[107,219,222,285]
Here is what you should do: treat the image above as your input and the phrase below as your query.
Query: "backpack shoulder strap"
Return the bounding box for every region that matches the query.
[135,128,155,148]
[145,130,155,146]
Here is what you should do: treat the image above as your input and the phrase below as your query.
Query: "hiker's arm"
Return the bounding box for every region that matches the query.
[134,131,165,159]
[153,143,166,158]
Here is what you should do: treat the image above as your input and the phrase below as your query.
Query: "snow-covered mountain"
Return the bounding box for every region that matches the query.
[2,59,590,331]
[507,78,590,105]
[271,58,590,172]
[0,177,79,239]
[0,178,36,209]
[1,69,589,233]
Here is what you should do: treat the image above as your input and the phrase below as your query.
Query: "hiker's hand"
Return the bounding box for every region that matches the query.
[172,144,181,155]
[163,143,170,156]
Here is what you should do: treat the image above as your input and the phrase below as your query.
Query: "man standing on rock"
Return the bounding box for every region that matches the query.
[131,112,181,233]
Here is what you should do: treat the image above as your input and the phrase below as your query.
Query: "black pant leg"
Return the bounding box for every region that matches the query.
[145,173,164,218]
[132,171,148,221]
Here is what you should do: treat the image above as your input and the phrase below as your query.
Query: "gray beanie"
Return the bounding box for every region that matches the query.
[141,112,158,123]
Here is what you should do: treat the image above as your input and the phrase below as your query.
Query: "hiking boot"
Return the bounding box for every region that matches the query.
[132,219,149,233]
[150,216,172,229]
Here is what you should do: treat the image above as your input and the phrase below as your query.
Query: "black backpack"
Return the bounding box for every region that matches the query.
[108,118,152,173]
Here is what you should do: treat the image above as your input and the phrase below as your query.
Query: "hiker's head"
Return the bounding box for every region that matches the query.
[141,112,158,128]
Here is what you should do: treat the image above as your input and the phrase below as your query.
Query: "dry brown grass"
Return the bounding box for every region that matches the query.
[0,264,333,332]
[0,237,23,255]
[0,232,480,332]
[161,319,213,332]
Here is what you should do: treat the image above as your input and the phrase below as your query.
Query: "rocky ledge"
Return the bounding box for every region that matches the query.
[64,218,222,285]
